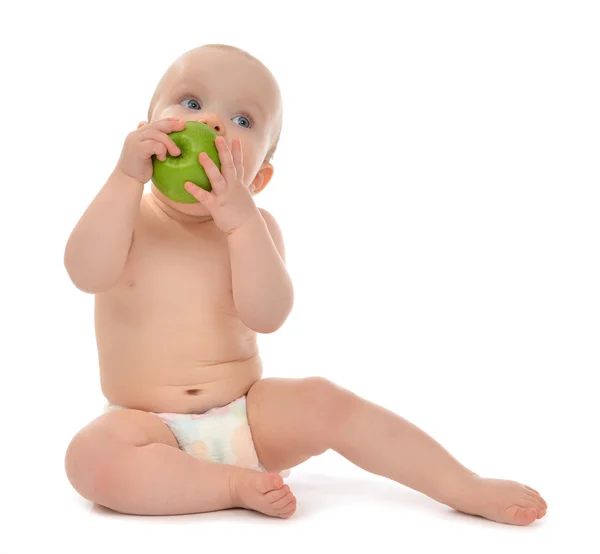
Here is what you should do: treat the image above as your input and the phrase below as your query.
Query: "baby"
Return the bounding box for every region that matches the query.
[64,44,547,524]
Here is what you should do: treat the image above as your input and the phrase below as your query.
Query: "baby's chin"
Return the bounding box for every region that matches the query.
[149,184,213,222]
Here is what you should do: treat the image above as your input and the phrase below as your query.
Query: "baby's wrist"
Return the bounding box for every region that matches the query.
[110,168,146,190]
[227,209,263,237]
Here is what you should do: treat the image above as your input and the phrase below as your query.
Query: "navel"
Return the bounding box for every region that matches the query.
[185,388,202,396]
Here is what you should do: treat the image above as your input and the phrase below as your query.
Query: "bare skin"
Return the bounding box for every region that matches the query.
[64,45,547,525]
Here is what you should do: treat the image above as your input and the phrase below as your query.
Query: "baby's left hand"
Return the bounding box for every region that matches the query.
[184,136,259,234]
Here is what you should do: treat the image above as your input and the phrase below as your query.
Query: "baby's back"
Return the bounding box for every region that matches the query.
[95,194,262,414]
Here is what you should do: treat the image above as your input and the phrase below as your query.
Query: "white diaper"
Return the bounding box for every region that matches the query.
[105,395,289,477]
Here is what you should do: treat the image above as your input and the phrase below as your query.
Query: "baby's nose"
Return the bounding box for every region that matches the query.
[198,113,224,134]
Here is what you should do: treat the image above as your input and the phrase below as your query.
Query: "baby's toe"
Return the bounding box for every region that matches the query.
[526,493,546,515]
[272,492,295,511]
[525,486,547,506]
[256,473,284,494]
[278,502,297,518]
[524,485,547,512]
[265,484,290,503]
[506,505,538,526]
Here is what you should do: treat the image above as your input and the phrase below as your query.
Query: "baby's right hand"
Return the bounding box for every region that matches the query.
[115,118,186,185]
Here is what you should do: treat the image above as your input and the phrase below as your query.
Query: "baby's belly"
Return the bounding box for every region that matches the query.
[96,308,262,414]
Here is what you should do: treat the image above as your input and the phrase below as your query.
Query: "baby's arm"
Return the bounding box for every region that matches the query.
[64,118,184,293]
[63,172,143,293]
[227,208,293,333]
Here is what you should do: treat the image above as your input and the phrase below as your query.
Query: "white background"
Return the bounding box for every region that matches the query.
[1,0,598,552]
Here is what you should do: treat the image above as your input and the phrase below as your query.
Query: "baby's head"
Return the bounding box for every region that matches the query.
[146,44,282,214]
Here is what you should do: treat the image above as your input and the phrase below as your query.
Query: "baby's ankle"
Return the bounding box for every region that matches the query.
[433,470,481,509]
[227,467,264,509]
[227,468,244,509]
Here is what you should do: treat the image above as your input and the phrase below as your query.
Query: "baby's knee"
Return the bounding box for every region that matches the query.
[301,376,348,400]
[64,425,122,507]
[300,377,353,430]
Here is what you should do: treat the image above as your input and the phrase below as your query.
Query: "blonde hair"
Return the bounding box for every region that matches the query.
[148,44,282,163]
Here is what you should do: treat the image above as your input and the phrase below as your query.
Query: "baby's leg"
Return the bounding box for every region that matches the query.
[65,409,295,517]
[247,377,547,525]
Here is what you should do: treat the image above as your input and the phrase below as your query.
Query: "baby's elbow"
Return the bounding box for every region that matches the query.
[240,292,293,334]
[73,279,113,295]
[64,250,118,294]
[67,274,113,295]
[240,313,281,334]
[253,322,282,335]
[249,309,292,335]
[64,262,115,294]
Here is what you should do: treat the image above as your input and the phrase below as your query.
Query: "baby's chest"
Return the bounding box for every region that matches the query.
[122,228,233,308]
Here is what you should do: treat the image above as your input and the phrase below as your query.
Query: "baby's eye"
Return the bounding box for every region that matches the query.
[180,98,201,110]
[232,115,251,129]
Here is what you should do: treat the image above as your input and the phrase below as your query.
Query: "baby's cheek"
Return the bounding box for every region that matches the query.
[238,141,260,174]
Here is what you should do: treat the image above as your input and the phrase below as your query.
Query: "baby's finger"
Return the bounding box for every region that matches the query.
[215,136,236,183]
[139,128,181,157]
[232,138,244,180]
[199,152,227,195]
[150,118,186,135]
[184,181,212,204]
[143,140,167,161]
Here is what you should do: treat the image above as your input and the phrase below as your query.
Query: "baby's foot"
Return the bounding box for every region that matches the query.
[451,476,547,525]
[231,470,296,518]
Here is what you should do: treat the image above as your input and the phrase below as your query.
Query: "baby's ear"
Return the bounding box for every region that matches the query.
[137,121,147,129]
[250,164,274,194]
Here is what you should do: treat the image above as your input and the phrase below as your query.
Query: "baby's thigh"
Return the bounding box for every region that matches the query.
[65,410,178,498]
[246,377,350,472]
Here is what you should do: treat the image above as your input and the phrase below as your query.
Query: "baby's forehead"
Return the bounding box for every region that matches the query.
[179,46,259,70]
[173,47,278,98]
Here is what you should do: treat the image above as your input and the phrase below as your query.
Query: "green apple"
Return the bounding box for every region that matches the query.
[151,121,221,203]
